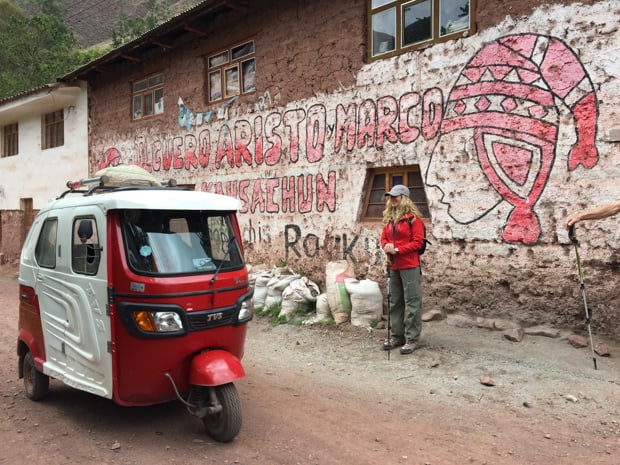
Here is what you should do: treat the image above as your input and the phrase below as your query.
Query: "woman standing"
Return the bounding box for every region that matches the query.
[380,184,425,354]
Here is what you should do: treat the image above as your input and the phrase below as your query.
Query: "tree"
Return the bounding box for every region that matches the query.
[0,0,108,100]
[112,0,171,47]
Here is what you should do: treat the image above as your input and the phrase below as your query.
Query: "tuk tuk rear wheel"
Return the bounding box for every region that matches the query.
[201,383,242,443]
[23,351,49,401]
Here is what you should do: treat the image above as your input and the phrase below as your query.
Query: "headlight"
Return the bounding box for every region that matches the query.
[237,296,254,323]
[133,310,184,332]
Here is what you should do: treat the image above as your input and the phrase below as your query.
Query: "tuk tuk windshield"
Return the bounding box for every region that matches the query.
[120,209,244,275]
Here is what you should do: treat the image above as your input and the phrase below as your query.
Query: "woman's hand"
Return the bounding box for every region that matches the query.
[383,243,396,255]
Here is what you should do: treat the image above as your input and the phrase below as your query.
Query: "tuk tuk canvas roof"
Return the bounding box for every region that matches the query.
[40,189,241,214]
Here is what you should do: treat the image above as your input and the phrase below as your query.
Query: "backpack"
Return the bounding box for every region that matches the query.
[408,218,431,255]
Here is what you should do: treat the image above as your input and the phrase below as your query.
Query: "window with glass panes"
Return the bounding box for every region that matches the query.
[132,73,164,120]
[207,40,256,103]
[43,110,64,149]
[2,123,18,157]
[363,166,430,219]
[369,0,475,60]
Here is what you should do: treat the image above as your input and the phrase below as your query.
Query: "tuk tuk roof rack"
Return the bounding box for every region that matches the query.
[58,175,178,199]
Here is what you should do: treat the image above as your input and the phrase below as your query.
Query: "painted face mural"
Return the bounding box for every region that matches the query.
[426,34,598,244]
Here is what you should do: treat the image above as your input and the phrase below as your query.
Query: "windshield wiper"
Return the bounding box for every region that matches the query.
[209,236,236,285]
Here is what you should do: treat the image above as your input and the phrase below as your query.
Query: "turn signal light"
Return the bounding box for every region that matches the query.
[133,311,157,332]
[132,310,184,333]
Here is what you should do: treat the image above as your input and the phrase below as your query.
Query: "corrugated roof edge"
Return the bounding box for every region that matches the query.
[60,0,244,82]
[0,82,61,107]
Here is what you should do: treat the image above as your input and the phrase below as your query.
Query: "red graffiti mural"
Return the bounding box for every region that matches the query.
[99,91,443,175]
[201,171,337,215]
[98,34,599,245]
[98,91,443,215]
[99,148,122,170]
[426,34,598,244]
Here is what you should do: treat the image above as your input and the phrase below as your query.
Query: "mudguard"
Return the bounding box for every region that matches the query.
[189,350,245,386]
[17,329,45,377]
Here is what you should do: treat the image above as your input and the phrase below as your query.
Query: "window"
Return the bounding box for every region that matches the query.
[35,218,58,268]
[42,110,64,149]
[207,40,256,103]
[132,73,165,120]
[363,166,430,219]
[72,218,101,275]
[2,123,18,157]
[369,0,475,60]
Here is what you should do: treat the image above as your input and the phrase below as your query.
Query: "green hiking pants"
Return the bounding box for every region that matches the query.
[388,266,422,343]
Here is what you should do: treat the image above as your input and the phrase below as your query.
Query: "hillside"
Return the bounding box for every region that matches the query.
[14,0,198,48]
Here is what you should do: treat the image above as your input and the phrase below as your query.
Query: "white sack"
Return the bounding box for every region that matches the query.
[279,277,321,321]
[344,278,383,327]
[251,271,273,309]
[264,268,300,308]
[302,293,332,325]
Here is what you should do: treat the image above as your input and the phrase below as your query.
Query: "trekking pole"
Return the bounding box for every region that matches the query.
[568,225,597,370]
[386,261,391,361]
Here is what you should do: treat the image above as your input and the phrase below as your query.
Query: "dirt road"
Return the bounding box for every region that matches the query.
[1,264,618,465]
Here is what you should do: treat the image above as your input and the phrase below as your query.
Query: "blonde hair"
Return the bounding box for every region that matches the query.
[382,195,422,225]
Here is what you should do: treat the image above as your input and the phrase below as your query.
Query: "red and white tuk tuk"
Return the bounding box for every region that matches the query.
[17,167,253,442]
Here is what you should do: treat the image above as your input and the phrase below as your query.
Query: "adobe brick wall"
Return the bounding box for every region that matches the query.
[88,0,366,163]
[1,211,26,265]
[83,0,619,338]
[475,0,599,31]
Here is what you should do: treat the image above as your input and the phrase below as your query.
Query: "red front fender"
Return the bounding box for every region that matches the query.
[189,350,245,386]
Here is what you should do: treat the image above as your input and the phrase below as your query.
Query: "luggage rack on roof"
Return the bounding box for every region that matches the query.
[58,175,178,199]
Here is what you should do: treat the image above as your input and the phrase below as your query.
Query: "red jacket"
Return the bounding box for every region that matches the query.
[380,213,425,270]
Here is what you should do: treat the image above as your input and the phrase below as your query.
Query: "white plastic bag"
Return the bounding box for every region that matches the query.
[252,271,273,309]
[344,278,383,327]
[279,277,320,321]
[302,293,332,325]
[264,268,300,308]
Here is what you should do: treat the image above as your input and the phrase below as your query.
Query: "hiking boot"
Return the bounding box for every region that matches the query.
[399,342,419,355]
[383,337,405,350]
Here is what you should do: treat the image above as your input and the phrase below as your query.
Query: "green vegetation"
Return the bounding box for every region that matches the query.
[0,0,108,100]
[255,303,288,325]
[0,0,194,99]
[112,0,170,47]
[255,301,323,327]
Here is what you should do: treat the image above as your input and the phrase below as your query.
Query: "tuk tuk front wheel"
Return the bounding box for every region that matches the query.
[200,383,242,443]
[23,351,49,401]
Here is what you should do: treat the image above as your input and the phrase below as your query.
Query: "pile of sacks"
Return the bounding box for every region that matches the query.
[248,260,383,328]
[250,266,320,323]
